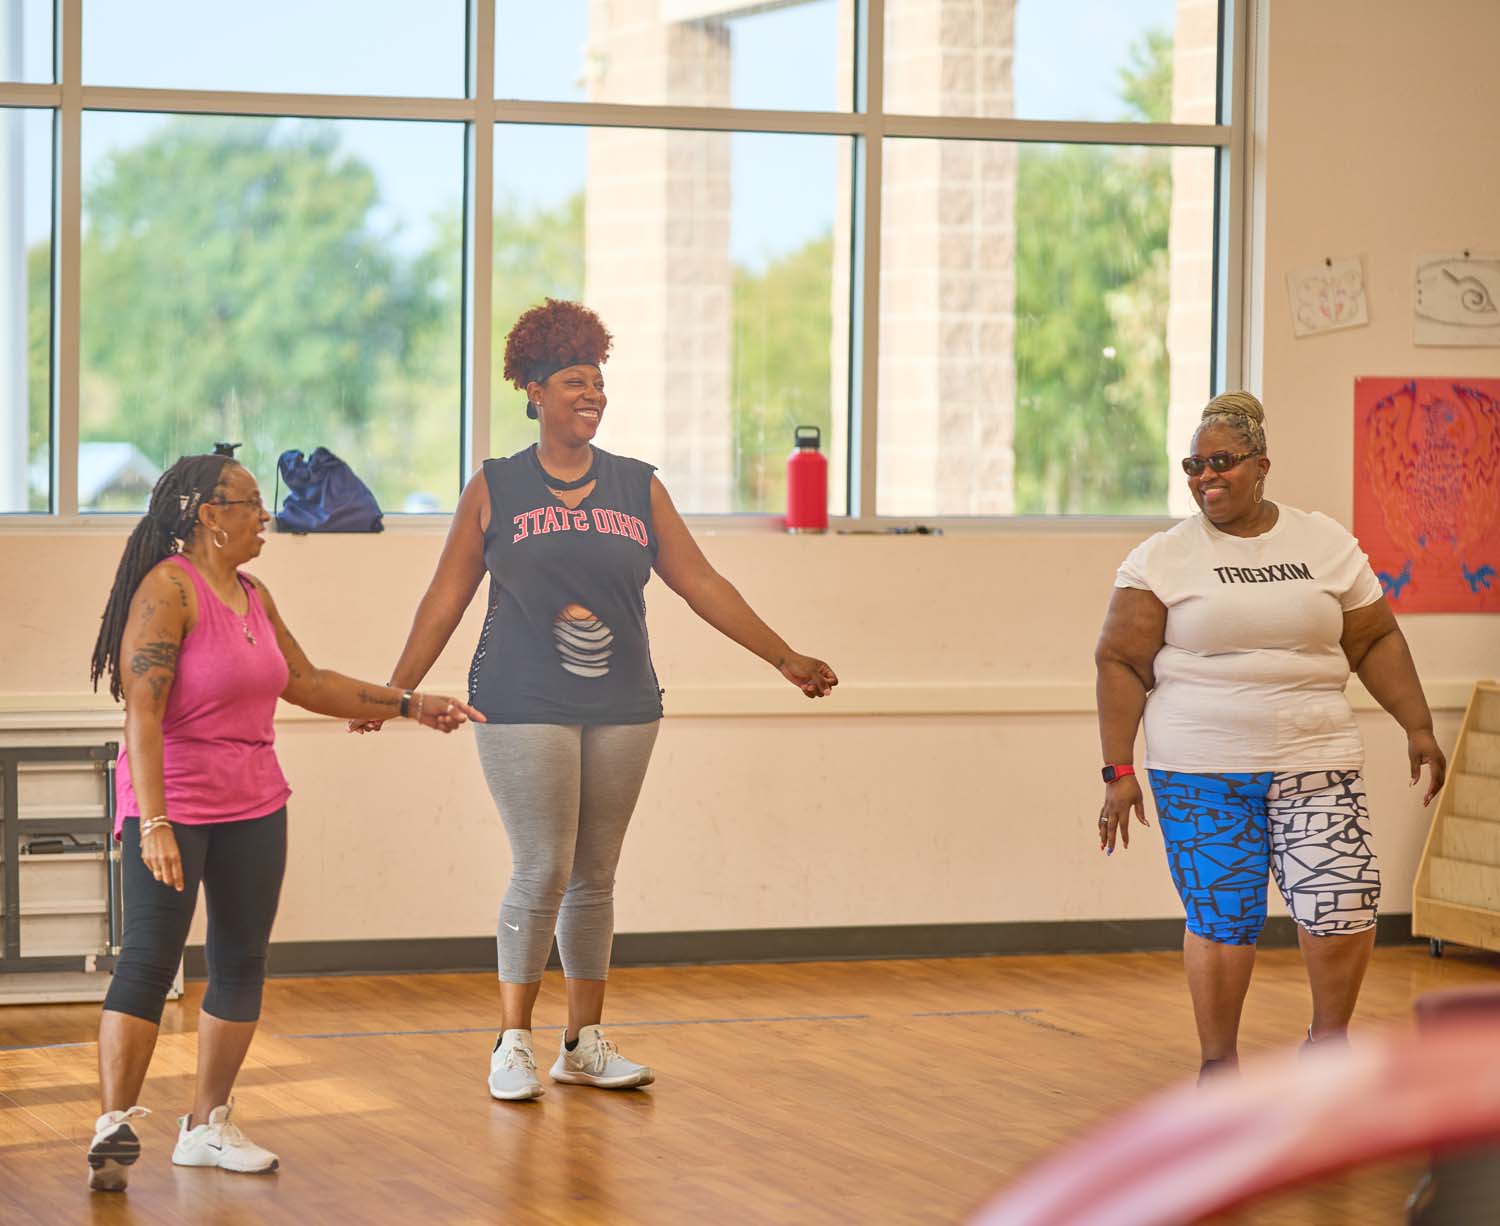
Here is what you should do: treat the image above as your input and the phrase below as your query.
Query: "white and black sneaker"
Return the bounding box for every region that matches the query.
[489,1029,545,1100]
[171,1099,278,1173]
[87,1106,149,1191]
[549,1025,654,1089]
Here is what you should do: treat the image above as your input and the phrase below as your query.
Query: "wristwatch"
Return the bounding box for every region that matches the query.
[1101,764,1136,783]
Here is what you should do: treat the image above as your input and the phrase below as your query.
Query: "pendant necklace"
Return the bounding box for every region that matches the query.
[239,615,257,646]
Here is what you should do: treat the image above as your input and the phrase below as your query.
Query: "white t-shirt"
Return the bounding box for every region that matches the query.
[1114,505,1384,773]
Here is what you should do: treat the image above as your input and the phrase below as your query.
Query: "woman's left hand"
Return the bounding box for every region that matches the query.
[1408,728,1447,806]
[779,653,839,698]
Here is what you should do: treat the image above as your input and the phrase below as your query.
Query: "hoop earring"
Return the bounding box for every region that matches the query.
[211,527,229,549]
[1253,477,1265,505]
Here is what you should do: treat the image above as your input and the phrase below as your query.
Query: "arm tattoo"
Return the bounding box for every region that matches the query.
[129,640,180,678]
[166,571,190,608]
[356,687,400,711]
[136,598,159,623]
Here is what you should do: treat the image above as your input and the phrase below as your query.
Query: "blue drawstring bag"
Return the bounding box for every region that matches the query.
[274,448,384,534]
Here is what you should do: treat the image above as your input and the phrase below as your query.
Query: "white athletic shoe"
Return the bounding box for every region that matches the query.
[87,1106,149,1191]
[489,1029,545,1101]
[549,1024,654,1089]
[171,1099,279,1173]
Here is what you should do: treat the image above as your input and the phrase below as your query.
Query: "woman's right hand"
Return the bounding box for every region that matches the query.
[141,824,185,892]
[348,718,385,734]
[1098,776,1149,855]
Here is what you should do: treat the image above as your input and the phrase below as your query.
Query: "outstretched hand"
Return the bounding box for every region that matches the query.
[1409,728,1447,806]
[779,653,839,698]
[413,693,486,732]
[349,693,486,735]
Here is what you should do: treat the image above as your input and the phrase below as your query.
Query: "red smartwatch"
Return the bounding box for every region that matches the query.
[1101,764,1136,783]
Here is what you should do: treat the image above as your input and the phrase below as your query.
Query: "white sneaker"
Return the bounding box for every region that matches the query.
[88,1106,149,1191]
[488,1029,545,1100]
[171,1099,278,1173]
[549,1025,654,1089]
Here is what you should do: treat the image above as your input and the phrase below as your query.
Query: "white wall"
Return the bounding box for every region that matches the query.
[2,0,1498,948]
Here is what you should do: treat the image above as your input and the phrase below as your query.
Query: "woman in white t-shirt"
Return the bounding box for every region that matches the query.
[1093,391,1446,1081]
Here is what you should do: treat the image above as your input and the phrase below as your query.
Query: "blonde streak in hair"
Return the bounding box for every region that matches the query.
[1199,392,1267,452]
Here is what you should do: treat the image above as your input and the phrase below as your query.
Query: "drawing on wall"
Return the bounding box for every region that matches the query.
[1354,377,1500,613]
[1287,259,1369,337]
[1414,253,1500,346]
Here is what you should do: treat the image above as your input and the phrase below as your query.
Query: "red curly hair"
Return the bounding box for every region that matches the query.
[502,298,613,390]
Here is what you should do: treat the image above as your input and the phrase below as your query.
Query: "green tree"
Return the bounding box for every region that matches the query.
[1012,31,1175,514]
[26,240,50,509]
[79,118,448,509]
[732,235,835,511]
[489,192,586,461]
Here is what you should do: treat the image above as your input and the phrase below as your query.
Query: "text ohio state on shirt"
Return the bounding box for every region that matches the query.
[512,505,650,547]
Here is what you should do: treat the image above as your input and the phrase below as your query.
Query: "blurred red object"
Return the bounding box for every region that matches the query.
[972,1020,1500,1226]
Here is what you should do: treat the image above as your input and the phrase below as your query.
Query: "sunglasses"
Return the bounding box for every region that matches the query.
[1180,450,1260,478]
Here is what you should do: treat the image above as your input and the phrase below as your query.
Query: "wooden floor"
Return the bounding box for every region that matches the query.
[1,945,1496,1225]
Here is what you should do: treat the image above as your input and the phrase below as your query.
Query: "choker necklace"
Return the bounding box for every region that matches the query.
[530,445,597,492]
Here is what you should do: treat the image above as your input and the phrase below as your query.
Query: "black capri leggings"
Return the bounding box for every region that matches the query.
[103,808,287,1025]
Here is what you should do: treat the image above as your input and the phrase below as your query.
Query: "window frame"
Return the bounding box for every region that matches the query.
[0,0,1250,529]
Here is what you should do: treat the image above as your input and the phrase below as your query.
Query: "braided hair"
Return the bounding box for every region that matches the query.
[1197,390,1268,455]
[90,453,236,701]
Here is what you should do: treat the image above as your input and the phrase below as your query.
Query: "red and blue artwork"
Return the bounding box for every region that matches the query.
[1354,377,1500,612]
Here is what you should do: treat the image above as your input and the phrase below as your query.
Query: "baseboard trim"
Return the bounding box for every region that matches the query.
[183,914,1417,980]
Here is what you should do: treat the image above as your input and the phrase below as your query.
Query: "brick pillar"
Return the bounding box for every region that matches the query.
[1166,0,1220,516]
[876,0,1017,515]
[584,1,734,510]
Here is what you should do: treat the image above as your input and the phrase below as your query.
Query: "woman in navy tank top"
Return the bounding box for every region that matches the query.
[358,299,838,1099]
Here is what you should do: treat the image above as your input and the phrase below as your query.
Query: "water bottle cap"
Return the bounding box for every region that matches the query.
[794,426,821,450]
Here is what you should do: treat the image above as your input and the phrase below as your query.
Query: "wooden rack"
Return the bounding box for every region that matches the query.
[1413,682,1500,957]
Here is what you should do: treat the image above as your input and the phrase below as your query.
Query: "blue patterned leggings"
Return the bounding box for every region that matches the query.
[1147,769,1379,946]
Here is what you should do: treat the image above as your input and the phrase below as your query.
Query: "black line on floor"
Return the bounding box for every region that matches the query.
[911,1007,1084,1037]
[275,1013,872,1040]
[911,1009,1041,1018]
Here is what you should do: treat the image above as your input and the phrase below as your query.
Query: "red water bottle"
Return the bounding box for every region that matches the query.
[785,425,828,533]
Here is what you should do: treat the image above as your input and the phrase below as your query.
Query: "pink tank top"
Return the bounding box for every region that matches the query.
[115,556,292,835]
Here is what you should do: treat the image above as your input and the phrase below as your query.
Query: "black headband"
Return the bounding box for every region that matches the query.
[526,360,602,418]
[527,358,600,387]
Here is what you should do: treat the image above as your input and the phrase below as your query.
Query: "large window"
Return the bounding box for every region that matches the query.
[0,107,49,511]
[82,0,467,96]
[491,124,848,514]
[1,0,1242,521]
[79,113,464,512]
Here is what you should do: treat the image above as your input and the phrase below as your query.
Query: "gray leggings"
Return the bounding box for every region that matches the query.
[475,721,659,983]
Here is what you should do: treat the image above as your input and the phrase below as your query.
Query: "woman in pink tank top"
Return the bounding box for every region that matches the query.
[82,451,484,1193]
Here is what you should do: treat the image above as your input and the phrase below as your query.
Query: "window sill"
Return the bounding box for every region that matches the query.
[0,512,1185,537]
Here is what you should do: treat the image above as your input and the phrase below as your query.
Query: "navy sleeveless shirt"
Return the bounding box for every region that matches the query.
[468,445,663,725]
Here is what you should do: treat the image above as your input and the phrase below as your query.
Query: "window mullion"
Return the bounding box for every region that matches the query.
[1220,0,1254,395]
[852,0,883,524]
[466,0,495,477]
[53,0,80,516]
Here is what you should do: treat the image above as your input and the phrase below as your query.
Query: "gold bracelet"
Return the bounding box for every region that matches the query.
[140,816,171,836]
